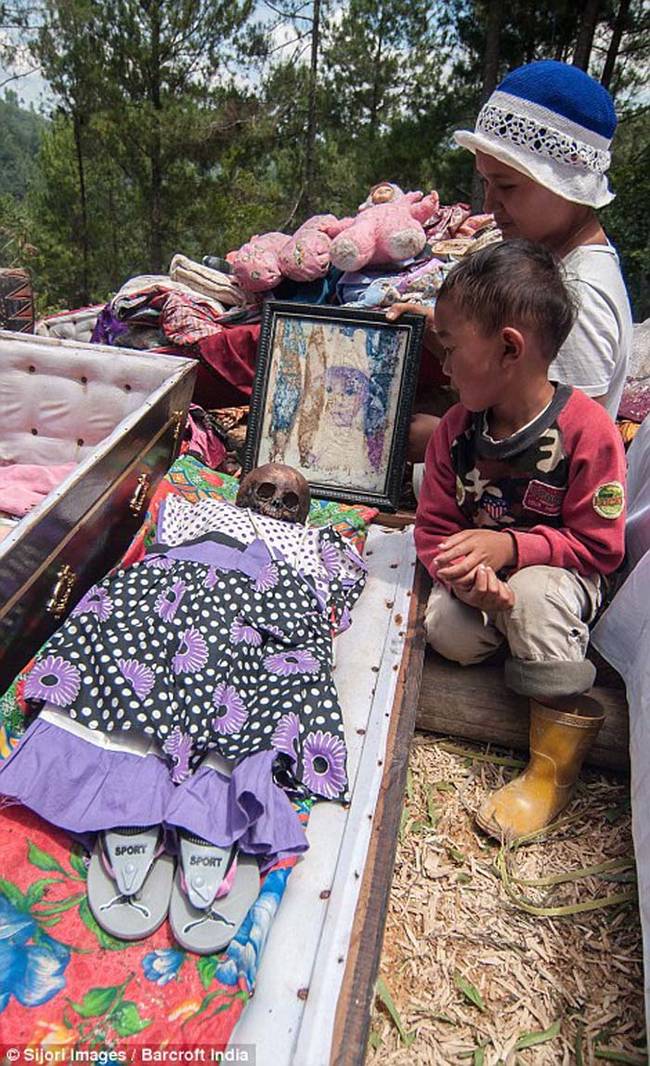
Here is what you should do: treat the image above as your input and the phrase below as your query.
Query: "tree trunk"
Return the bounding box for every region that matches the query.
[368,11,386,142]
[572,0,602,70]
[601,0,631,90]
[302,0,321,218]
[72,111,90,305]
[149,1,163,272]
[471,0,504,211]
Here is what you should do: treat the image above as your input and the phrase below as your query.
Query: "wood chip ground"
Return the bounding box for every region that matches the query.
[367,733,646,1065]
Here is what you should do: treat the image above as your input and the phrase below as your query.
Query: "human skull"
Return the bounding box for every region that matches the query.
[236,463,311,523]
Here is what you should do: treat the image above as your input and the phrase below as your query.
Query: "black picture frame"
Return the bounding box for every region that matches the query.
[244,301,424,511]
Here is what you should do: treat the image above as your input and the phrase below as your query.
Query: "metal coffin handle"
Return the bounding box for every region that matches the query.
[46,564,77,618]
[129,472,151,517]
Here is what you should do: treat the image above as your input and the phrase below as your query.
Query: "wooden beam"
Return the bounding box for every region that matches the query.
[330,560,429,1064]
[416,651,630,772]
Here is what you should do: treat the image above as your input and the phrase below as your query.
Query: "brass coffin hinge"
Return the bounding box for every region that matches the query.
[46,564,77,617]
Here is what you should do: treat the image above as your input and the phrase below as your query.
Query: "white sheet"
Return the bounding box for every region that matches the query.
[592,551,650,1034]
[232,524,417,1063]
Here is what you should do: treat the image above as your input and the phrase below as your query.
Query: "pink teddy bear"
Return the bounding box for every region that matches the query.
[278,214,352,282]
[330,183,440,272]
[229,215,353,294]
[228,232,288,293]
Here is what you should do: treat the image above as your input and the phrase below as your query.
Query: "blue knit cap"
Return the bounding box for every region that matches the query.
[454,60,617,208]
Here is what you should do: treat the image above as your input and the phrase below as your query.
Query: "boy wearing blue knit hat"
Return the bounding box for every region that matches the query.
[391,61,633,454]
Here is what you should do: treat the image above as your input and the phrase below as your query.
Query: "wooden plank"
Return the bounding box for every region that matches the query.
[374,509,416,529]
[416,650,630,772]
[330,559,429,1065]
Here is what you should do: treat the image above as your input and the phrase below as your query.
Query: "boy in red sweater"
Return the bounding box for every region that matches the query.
[415,239,626,840]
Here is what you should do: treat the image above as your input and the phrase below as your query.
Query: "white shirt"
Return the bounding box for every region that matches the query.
[550,243,632,419]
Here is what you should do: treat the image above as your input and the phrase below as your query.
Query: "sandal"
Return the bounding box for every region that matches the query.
[169,833,260,954]
[87,825,174,940]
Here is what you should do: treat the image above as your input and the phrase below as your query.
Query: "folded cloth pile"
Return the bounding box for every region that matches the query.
[428,220,501,258]
[169,253,246,308]
[111,274,227,322]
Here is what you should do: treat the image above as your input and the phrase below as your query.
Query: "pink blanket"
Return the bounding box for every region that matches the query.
[0,462,76,517]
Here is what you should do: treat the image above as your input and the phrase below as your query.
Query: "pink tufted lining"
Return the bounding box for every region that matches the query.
[0,332,192,466]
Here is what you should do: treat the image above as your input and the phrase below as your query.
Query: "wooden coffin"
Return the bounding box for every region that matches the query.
[0,331,197,692]
[230,522,428,1065]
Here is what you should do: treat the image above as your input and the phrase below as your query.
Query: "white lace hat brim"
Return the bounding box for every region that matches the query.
[454,129,615,209]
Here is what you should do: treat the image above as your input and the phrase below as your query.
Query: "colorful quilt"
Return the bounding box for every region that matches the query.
[0,456,376,1051]
[0,781,309,1050]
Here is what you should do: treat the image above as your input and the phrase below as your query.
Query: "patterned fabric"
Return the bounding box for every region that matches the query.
[0,268,35,333]
[25,511,365,801]
[0,453,376,1045]
[476,100,610,174]
[120,454,377,570]
[0,787,310,1048]
[160,291,224,347]
[451,390,574,530]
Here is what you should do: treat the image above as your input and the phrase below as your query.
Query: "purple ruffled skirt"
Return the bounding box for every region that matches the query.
[0,716,308,862]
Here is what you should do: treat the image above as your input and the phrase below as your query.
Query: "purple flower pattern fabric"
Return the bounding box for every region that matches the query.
[163,727,193,783]
[118,659,155,701]
[155,578,187,622]
[21,519,366,802]
[212,683,249,735]
[24,656,81,708]
[72,587,113,622]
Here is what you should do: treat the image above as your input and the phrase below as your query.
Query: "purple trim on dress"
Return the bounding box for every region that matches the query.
[0,719,174,833]
[147,537,275,583]
[0,722,308,861]
[165,749,308,858]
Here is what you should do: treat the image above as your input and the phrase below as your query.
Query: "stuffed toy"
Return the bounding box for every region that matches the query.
[227,231,288,293]
[278,214,352,282]
[228,186,444,293]
[356,181,407,211]
[229,215,354,293]
[330,186,441,273]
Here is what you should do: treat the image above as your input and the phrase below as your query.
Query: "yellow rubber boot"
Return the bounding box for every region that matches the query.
[476,696,604,841]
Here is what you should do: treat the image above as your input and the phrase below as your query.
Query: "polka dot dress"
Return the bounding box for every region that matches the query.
[23,506,367,804]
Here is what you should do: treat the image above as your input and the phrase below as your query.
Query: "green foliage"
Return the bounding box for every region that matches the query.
[0,92,46,198]
[603,107,650,319]
[0,0,645,316]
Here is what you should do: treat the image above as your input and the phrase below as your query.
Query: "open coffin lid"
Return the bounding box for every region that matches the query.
[0,330,196,691]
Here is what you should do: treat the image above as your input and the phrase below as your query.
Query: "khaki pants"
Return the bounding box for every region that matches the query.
[424,566,602,699]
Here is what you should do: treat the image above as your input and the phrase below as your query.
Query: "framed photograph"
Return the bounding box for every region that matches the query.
[244,301,424,511]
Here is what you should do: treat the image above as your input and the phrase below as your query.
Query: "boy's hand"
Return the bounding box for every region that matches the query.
[386,303,436,340]
[386,301,433,322]
[434,529,516,582]
[453,565,515,613]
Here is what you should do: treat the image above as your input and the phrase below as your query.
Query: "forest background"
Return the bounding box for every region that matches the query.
[0,0,648,319]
